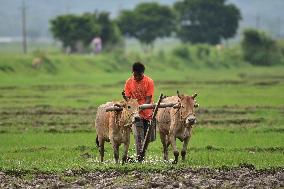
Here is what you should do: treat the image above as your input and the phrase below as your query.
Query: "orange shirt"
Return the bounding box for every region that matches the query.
[124,75,154,120]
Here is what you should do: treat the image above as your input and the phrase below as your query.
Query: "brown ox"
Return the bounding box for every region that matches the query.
[157,91,198,164]
[95,99,140,164]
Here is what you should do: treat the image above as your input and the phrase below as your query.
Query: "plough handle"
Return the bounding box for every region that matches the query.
[140,93,163,161]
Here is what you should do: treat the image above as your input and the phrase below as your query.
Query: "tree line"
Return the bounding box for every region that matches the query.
[50,0,241,53]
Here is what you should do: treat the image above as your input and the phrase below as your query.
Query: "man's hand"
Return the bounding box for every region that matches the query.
[145,96,152,104]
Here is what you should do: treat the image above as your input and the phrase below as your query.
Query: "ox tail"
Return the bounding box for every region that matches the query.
[96,135,100,148]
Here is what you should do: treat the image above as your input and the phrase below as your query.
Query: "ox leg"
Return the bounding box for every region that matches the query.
[122,142,129,165]
[122,133,130,165]
[160,134,169,161]
[170,135,179,164]
[181,136,190,161]
[98,138,105,162]
[112,143,119,164]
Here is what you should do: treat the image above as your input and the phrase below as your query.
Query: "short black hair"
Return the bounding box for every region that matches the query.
[132,62,145,73]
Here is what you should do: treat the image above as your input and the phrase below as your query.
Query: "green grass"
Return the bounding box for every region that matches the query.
[0,128,283,172]
[0,51,283,173]
[0,42,61,54]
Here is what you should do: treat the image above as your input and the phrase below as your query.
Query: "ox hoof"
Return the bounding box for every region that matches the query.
[137,157,143,163]
[126,156,135,163]
[137,154,144,162]
[122,157,127,165]
[172,160,178,164]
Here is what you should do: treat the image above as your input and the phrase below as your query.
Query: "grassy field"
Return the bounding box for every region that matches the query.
[0,52,284,174]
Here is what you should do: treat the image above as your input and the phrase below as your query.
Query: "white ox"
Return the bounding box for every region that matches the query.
[95,99,140,164]
[157,92,198,164]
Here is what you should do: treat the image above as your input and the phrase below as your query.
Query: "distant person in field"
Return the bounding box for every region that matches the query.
[91,36,102,54]
[123,62,155,160]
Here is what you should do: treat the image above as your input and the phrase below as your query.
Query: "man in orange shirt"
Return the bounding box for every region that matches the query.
[123,62,155,160]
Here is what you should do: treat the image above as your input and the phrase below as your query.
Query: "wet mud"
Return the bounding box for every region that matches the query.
[0,167,283,188]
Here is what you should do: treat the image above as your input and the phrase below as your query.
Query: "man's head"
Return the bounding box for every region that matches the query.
[132,62,145,81]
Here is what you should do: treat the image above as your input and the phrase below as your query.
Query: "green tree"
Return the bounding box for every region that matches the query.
[50,12,122,53]
[174,0,241,44]
[89,12,122,50]
[241,29,282,66]
[117,2,176,47]
[50,14,100,52]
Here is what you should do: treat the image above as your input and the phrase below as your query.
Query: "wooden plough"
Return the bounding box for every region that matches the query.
[139,94,177,162]
[105,94,178,162]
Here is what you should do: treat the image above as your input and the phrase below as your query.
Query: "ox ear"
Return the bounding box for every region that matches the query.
[192,93,198,99]
[105,106,123,112]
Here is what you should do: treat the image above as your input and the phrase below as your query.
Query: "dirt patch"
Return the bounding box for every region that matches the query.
[0,121,92,127]
[255,128,284,133]
[253,81,280,86]
[156,80,246,85]
[0,167,283,188]
[101,81,125,88]
[13,147,49,153]
[199,118,264,125]
[196,108,251,115]
[0,106,97,116]
[0,130,8,134]
[244,147,284,153]
[0,65,15,73]
[189,146,284,153]
[4,95,45,99]
[0,86,18,90]
[43,128,94,133]
[240,74,284,80]
[31,84,92,91]
[219,105,284,111]
[0,106,96,133]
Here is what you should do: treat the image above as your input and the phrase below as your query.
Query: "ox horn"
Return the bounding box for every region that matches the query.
[105,106,123,112]
[114,103,122,108]
[192,93,198,99]
[177,90,181,99]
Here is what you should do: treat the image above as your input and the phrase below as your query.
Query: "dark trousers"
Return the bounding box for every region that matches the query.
[133,119,156,158]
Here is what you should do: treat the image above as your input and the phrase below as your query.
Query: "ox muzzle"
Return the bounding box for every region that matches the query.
[185,114,196,125]
[132,113,141,123]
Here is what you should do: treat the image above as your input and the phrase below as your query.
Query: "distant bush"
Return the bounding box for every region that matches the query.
[221,47,243,67]
[171,43,246,68]
[241,29,282,66]
[172,45,191,60]
[277,39,284,57]
[196,44,210,59]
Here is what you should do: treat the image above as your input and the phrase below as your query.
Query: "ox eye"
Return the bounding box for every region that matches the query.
[127,106,131,109]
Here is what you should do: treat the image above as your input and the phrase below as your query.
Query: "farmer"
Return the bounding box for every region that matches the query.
[123,62,155,161]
